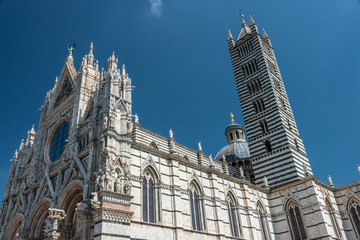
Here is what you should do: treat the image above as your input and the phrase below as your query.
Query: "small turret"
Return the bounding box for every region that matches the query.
[26,124,36,146]
[227,29,235,48]
[107,52,118,71]
[249,15,258,33]
[262,29,272,47]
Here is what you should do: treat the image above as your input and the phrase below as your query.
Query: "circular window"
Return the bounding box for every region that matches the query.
[49,121,69,162]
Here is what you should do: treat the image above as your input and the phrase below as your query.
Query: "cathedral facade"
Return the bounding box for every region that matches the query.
[1,17,360,240]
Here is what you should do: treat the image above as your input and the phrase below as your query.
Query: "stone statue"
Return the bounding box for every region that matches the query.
[198,142,202,151]
[134,113,139,123]
[95,169,104,191]
[115,177,122,193]
[239,166,245,179]
[209,154,214,168]
[169,128,173,138]
[91,192,100,209]
[123,178,132,195]
[105,168,113,191]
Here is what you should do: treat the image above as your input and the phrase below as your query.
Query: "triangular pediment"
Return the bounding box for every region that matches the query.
[50,61,77,110]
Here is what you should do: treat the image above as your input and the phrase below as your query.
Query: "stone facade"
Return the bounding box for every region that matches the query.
[1,17,360,240]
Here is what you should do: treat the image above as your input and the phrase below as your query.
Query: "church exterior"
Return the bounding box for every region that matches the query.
[1,17,360,240]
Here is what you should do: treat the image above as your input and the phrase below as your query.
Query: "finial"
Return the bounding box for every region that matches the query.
[263,28,269,38]
[357,165,360,175]
[30,124,35,134]
[198,142,202,151]
[228,30,233,40]
[328,175,334,187]
[230,112,234,120]
[122,64,126,77]
[249,15,255,25]
[89,42,94,57]
[112,51,115,60]
[169,128,173,138]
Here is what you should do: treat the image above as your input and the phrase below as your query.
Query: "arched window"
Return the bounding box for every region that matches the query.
[257,202,271,240]
[226,193,242,237]
[286,200,307,240]
[189,181,205,231]
[348,198,360,237]
[142,168,160,223]
[325,198,341,238]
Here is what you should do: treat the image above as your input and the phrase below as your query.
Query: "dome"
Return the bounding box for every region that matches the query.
[215,113,250,162]
[215,140,250,162]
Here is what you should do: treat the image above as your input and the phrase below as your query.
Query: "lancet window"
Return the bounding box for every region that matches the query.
[253,98,265,114]
[142,168,160,223]
[286,200,307,240]
[348,198,360,237]
[189,181,205,231]
[242,59,259,77]
[325,198,341,238]
[257,202,271,240]
[226,193,242,237]
[247,78,262,95]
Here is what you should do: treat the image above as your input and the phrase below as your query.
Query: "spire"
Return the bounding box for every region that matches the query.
[228,30,233,40]
[263,28,269,39]
[88,42,94,65]
[89,42,94,57]
[249,15,255,25]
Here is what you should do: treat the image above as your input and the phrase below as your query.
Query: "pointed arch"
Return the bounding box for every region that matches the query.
[188,177,206,231]
[348,197,360,238]
[142,155,160,181]
[257,201,271,240]
[285,199,307,240]
[142,164,160,223]
[149,141,159,150]
[226,191,242,237]
[325,197,341,238]
[6,213,23,240]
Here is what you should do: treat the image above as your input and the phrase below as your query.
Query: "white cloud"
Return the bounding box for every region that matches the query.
[148,0,162,17]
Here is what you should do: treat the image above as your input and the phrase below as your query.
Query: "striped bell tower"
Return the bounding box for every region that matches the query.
[227,16,312,187]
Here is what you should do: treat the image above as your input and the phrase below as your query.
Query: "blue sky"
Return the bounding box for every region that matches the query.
[0,0,359,198]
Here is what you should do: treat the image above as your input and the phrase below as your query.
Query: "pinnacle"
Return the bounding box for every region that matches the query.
[228,30,233,40]
[89,42,94,57]
[263,28,269,38]
[249,15,255,25]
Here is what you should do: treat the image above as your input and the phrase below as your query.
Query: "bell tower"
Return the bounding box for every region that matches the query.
[227,16,312,187]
